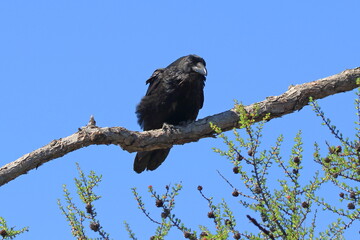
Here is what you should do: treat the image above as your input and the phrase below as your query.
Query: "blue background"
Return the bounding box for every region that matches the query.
[0,1,359,239]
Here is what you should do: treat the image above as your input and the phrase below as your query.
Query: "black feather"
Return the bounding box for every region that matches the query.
[134,55,207,173]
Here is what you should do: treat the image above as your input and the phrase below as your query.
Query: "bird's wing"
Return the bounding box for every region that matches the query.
[145,68,165,96]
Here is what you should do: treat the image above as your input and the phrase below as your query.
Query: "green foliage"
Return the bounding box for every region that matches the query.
[309,93,360,239]
[57,163,110,240]
[0,217,28,239]
[9,92,345,240]
[210,104,326,239]
[197,188,240,240]
[129,183,198,240]
[4,86,360,240]
[53,93,360,239]
[124,221,137,240]
[127,97,360,239]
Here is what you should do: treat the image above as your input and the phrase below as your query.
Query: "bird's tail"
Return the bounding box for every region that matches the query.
[133,148,171,173]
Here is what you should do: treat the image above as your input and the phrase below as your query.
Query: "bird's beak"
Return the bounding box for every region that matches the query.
[192,62,207,76]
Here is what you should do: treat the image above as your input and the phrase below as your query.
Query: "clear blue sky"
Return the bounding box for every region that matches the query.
[1,1,359,239]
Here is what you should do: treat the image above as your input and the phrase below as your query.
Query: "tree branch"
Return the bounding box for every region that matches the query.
[1,67,359,186]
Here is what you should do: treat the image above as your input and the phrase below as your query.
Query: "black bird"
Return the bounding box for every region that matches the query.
[134,55,207,173]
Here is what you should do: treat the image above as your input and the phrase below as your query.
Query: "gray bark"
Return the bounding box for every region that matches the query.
[1,67,359,186]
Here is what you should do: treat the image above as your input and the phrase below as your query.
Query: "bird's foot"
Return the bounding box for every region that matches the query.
[162,123,177,133]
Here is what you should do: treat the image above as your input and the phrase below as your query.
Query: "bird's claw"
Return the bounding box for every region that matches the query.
[162,123,177,133]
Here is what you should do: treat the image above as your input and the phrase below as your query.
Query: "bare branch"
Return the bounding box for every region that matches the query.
[1,67,359,186]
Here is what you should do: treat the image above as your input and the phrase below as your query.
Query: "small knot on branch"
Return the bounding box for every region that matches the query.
[87,115,97,127]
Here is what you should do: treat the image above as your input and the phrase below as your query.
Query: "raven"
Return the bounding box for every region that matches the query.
[134,55,207,173]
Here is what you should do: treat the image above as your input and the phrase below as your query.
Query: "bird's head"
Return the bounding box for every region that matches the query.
[170,54,207,76]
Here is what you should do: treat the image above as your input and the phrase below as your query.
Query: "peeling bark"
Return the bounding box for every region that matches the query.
[1,67,359,186]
